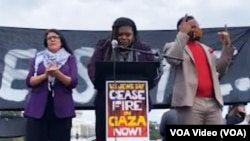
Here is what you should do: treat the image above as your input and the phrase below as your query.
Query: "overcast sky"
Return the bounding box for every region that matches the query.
[0,0,249,31]
[1,0,249,124]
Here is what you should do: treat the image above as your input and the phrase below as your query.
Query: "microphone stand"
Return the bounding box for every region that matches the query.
[116,46,183,86]
[116,46,184,62]
[111,41,118,141]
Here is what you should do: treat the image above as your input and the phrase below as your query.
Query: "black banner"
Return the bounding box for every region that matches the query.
[0,26,250,110]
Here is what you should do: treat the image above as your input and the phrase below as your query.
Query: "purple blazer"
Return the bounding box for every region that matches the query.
[87,39,158,110]
[24,55,78,119]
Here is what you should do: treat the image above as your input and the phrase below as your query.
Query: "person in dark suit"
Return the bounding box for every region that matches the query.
[24,29,78,141]
[225,103,250,125]
[87,17,159,141]
[159,109,179,141]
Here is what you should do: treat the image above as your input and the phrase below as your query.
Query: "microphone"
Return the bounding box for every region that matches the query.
[111,39,119,61]
[162,55,183,61]
[111,39,118,49]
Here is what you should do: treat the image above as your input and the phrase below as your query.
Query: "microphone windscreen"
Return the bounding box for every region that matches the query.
[111,39,118,48]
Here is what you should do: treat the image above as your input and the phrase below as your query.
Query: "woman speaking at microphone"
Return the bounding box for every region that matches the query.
[87,17,160,141]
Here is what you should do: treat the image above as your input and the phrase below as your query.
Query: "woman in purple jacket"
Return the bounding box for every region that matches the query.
[87,17,158,141]
[24,29,78,141]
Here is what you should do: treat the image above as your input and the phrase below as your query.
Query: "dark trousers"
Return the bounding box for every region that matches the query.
[95,97,106,141]
[25,94,72,141]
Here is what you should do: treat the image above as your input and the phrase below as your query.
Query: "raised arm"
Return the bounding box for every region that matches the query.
[216,25,235,75]
[163,15,190,65]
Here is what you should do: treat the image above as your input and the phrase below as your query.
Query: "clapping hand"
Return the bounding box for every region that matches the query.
[46,62,58,76]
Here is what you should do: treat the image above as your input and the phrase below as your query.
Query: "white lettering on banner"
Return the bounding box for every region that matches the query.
[72,47,96,103]
[234,78,250,91]
[109,89,145,111]
[113,127,142,136]
[109,90,145,100]
[112,100,143,111]
[0,47,248,104]
[0,49,37,101]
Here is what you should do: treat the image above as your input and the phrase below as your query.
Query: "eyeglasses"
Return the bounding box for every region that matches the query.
[46,36,60,40]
